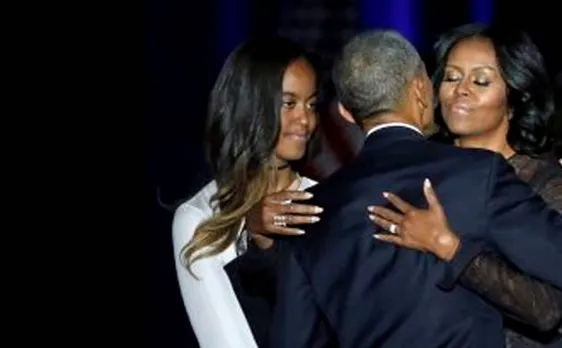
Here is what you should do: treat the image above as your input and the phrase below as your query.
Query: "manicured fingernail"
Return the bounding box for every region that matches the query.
[383,192,389,198]
[368,214,376,221]
[303,192,313,198]
[373,234,381,239]
[295,229,305,235]
[310,216,320,223]
[424,178,431,188]
[367,206,374,212]
[314,206,323,213]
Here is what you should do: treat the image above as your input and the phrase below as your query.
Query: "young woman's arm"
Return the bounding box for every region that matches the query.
[172,204,258,348]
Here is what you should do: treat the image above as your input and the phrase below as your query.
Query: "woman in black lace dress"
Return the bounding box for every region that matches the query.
[368,24,562,348]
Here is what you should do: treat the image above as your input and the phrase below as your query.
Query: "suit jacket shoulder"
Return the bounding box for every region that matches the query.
[272,130,512,347]
[293,138,500,248]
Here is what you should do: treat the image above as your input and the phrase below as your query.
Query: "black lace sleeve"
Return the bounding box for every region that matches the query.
[459,247,562,332]
[454,156,562,333]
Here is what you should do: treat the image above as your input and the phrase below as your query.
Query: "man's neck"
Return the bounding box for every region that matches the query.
[362,113,420,135]
[363,117,423,136]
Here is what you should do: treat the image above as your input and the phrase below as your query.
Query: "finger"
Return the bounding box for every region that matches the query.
[372,234,404,245]
[268,225,306,236]
[368,214,399,234]
[367,206,404,225]
[278,202,323,215]
[382,191,416,213]
[423,179,443,212]
[373,234,423,252]
[277,214,320,225]
[269,190,313,203]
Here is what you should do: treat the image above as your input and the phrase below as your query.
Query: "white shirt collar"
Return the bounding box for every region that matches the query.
[365,122,423,138]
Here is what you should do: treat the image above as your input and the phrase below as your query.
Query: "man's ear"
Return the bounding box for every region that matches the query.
[337,102,356,124]
[413,76,428,110]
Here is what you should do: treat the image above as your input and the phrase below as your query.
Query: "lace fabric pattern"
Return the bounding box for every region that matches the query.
[460,154,562,348]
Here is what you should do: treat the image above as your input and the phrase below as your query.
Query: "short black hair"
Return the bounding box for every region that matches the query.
[332,29,423,124]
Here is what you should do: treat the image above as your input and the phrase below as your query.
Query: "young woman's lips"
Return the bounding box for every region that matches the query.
[284,132,308,142]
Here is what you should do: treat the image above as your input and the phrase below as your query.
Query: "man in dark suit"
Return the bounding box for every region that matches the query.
[269,30,562,348]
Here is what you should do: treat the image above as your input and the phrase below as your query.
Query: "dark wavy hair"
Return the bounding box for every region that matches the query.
[432,23,555,156]
[181,36,320,269]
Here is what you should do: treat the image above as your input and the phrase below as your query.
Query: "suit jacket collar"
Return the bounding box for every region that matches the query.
[363,125,425,150]
[366,123,423,138]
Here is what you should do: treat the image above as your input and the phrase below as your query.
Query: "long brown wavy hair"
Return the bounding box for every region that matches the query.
[180,36,316,274]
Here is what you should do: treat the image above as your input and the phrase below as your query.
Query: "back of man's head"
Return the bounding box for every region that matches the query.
[332,30,424,124]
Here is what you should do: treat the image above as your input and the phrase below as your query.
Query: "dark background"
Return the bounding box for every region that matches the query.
[147,1,561,346]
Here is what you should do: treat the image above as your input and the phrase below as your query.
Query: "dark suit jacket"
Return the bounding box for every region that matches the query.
[269,126,562,348]
[225,242,279,348]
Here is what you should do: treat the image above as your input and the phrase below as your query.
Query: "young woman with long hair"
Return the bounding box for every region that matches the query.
[172,36,323,348]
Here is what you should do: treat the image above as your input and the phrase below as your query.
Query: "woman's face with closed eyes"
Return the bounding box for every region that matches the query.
[438,38,511,138]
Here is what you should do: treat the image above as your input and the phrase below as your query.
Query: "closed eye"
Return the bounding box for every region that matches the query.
[443,76,460,82]
[474,80,490,87]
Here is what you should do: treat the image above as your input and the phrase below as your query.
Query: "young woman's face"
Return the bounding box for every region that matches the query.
[438,38,510,138]
[275,58,318,163]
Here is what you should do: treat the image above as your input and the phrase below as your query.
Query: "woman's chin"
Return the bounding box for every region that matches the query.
[277,151,306,163]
